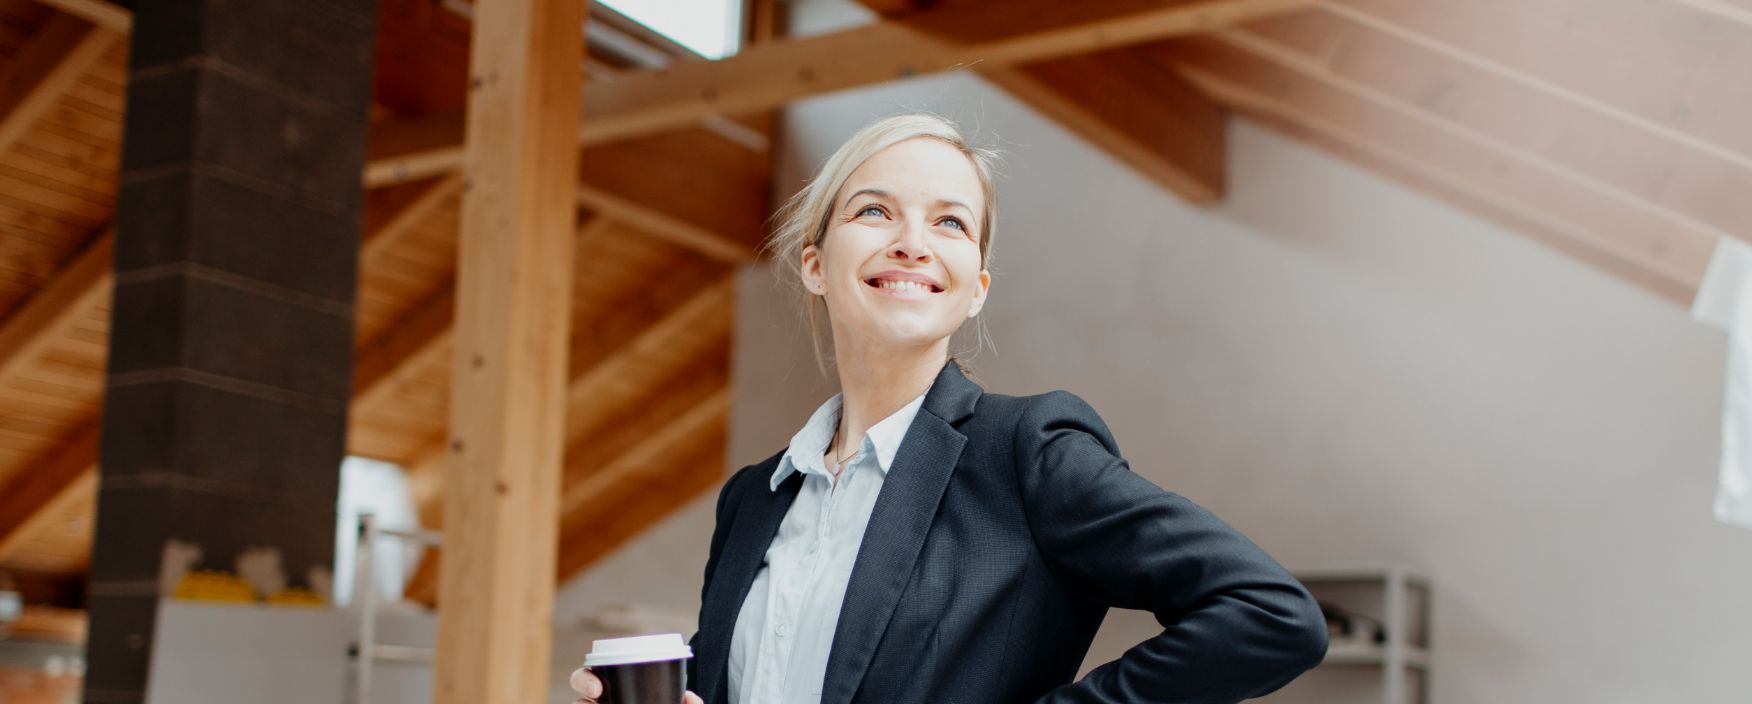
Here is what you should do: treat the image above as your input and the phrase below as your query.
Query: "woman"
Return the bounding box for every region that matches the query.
[575,114,1327,704]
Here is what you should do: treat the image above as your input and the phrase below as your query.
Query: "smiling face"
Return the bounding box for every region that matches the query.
[801,137,992,354]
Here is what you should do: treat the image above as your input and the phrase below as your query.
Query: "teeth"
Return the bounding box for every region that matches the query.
[878,280,932,292]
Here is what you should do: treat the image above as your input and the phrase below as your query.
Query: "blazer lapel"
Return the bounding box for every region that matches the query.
[820,361,982,704]
[695,466,802,703]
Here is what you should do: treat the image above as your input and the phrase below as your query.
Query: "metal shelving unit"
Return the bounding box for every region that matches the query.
[1295,566,1431,704]
[351,514,443,704]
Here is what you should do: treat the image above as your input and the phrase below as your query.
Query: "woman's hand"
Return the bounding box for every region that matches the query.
[569,666,704,704]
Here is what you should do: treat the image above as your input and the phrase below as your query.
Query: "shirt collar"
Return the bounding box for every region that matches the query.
[770,383,933,491]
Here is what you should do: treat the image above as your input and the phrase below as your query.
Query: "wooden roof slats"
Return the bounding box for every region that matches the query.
[1241,7,1752,246]
[352,282,454,415]
[1326,0,1752,166]
[366,0,1312,186]
[981,55,1226,202]
[575,129,767,262]
[33,0,129,33]
[554,413,727,583]
[399,270,736,603]
[1168,36,1712,303]
[0,423,95,564]
[0,12,117,157]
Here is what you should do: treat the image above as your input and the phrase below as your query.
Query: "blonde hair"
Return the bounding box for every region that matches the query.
[764,113,1001,378]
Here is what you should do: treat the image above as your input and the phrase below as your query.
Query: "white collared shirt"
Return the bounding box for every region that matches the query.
[727,385,932,704]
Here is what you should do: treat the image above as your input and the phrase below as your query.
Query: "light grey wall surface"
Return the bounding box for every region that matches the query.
[553,2,1752,701]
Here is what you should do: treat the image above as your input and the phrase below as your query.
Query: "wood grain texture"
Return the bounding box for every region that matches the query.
[433,0,582,700]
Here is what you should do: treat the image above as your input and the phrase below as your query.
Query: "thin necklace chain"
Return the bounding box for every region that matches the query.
[831,420,859,479]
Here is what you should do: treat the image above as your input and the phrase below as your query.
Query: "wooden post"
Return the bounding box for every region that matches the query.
[433,0,581,702]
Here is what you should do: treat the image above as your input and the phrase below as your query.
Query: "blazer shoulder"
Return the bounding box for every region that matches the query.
[1000,388,1121,456]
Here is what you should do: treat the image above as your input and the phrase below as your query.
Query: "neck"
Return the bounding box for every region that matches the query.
[828,334,946,455]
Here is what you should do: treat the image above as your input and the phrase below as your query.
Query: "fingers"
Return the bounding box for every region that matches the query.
[684,691,704,704]
[569,667,602,700]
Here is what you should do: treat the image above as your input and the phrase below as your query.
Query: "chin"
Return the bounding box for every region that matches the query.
[867,322,955,349]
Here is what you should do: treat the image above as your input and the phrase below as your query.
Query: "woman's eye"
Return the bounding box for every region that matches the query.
[858,205,884,217]
[940,217,966,231]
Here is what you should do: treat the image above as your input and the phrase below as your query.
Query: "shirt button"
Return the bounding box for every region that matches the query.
[806,541,819,555]
[775,620,790,637]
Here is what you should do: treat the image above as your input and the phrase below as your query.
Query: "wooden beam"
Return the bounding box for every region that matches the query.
[1662,0,1752,30]
[361,174,464,262]
[575,131,768,261]
[0,13,119,158]
[856,0,1225,201]
[0,229,114,564]
[351,284,454,412]
[1162,37,1713,303]
[564,276,736,426]
[402,275,734,604]
[1322,0,1752,168]
[980,53,1226,202]
[0,425,97,562]
[0,231,112,386]
[35,0,131,32]
[554,415,726,583]
[1229,10,1752,254]
[365,0,1311,183]
[559,386,730,518]
[433,0,580,701]
[11,605,89,643]
[408,386,731,600]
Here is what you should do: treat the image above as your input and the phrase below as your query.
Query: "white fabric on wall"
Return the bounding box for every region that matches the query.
[1691,238,1752,529]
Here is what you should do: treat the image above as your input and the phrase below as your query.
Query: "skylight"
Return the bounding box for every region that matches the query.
[599,0,743,60]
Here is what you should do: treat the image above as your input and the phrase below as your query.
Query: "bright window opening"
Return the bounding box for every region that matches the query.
[333,456,421,606]
[600,0,743,59]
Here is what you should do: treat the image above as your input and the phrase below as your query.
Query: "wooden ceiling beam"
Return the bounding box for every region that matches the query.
[1236,9,1752,247]
[365,0,1312,184]
[34,0,130,32]
[562,276,736,429]
[11,604,89,643]
[1163,36,1713,303]
[559,385,730,520]
[0,226,114,565]
[575,132,768,261]
[400,275,734,604]
[981,55,1226,202]
[0,425,96,562]
[0,13,119,158]
[0,231,111,386]
[855,0,1227,202]
[1662,0,1752,29]
[1320,0,1752,168]
[369,119,766,260]
[554,387,729,583]
[351,283,454,412]
[361,174,464,262]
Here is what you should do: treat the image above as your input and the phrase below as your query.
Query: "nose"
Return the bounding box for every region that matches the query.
[887,218,932,263]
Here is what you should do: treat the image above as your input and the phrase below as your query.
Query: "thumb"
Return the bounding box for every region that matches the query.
[684,692,704,704]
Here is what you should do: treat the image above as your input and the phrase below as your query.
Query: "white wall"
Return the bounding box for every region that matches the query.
[554,2,1752,701]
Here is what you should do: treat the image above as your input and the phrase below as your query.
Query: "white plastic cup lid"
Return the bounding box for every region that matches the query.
[583,633,693,667]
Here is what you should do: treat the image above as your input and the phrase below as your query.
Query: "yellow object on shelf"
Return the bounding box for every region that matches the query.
[265,588,325,608]
[171,571,257,603]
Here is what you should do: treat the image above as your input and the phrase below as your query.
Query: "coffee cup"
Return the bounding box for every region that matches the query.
[583,633,692,704]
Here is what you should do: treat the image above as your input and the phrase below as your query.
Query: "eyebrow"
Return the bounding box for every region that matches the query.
[844,188,977,217]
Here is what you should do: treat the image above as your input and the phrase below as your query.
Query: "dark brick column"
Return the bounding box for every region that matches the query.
[84,2,377,702]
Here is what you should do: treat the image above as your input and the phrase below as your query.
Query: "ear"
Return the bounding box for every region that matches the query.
[967,268,991,318]
[801,242,825,295]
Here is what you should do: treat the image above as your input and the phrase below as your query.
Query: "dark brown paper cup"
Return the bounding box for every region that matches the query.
[584,633,692,704]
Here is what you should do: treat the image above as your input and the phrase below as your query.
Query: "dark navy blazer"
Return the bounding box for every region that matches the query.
[686,361,1327,703]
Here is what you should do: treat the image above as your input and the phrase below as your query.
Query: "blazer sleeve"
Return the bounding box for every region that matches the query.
[1014,391,1328,704]
[686,462,753,691]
